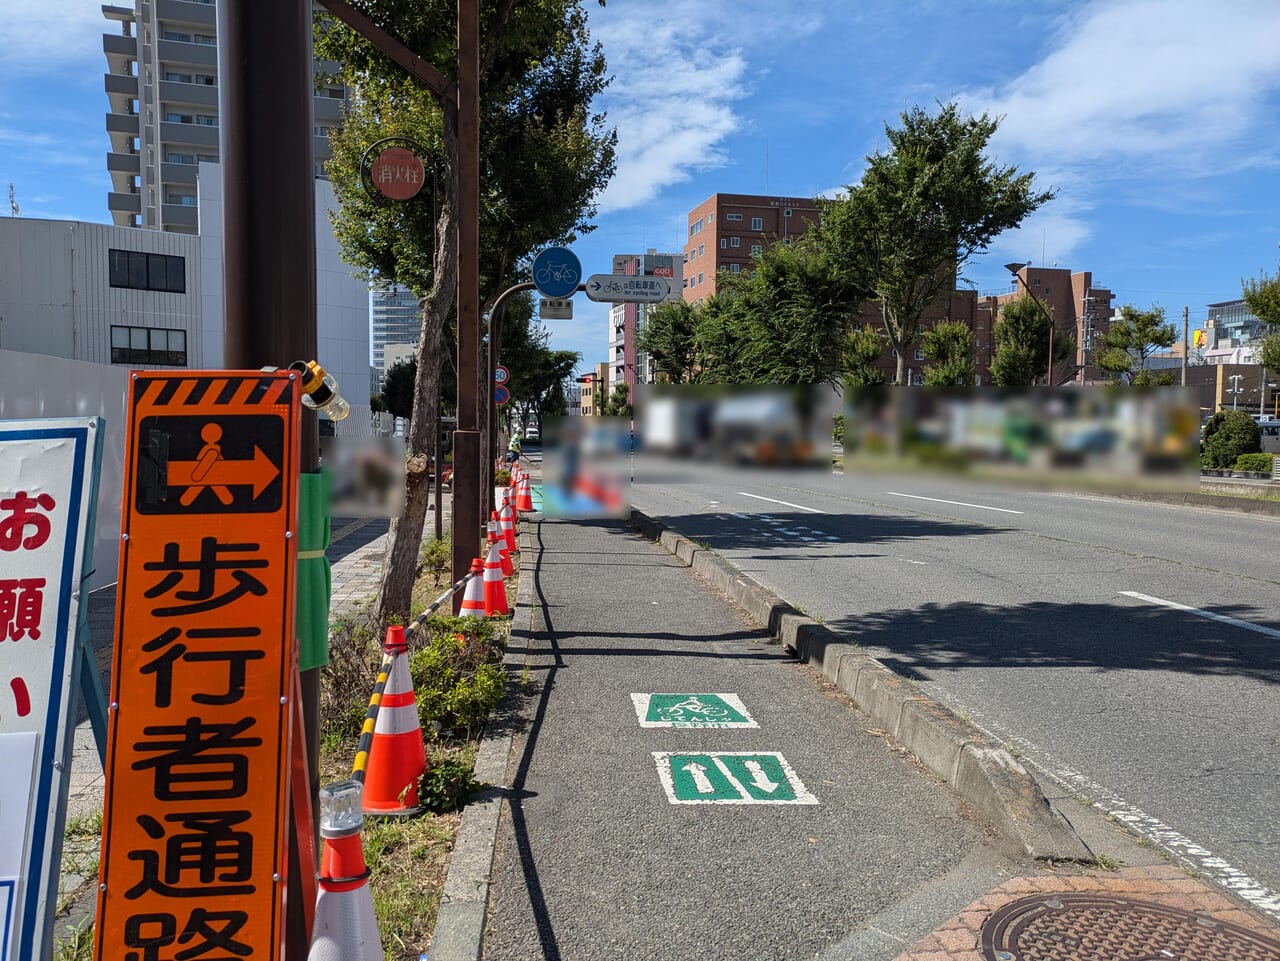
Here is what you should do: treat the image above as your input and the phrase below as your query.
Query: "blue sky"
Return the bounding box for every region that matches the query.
[3,0,1278,377]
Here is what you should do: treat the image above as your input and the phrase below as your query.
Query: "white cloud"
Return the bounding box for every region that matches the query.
[1,0,105,69]
[962,0,1280,171]
[589,3,759,213]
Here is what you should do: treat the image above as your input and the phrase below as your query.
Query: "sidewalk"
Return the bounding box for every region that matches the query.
[459,506,1280,961]
[53,514,392,941]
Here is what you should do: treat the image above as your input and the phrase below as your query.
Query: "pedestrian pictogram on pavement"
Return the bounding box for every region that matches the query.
[631,693,758,728]
[95,371,300,961]
[653,752,817,805]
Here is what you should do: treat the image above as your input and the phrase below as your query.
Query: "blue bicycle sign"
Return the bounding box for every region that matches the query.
[531,247,582,299]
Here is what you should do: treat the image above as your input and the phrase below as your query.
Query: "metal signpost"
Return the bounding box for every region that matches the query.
[95,371,301,961]
[0,417,103,961]
[583,274,671,303]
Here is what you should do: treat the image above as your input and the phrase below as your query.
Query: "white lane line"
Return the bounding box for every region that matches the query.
[737,492,824,514]
[885,491,1024,514]
[947,705,1280,919]
[1119,591,1280,639]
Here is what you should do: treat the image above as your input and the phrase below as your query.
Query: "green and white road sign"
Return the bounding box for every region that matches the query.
[653,752,817,805]
[631,693,758,728]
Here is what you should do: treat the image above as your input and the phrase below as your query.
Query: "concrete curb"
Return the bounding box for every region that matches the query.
[628,507,1092,864]
[1103,488,1280,516]
[428,515,535,961]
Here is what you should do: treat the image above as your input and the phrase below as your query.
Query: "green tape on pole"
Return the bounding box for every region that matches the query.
[296,468,332,671]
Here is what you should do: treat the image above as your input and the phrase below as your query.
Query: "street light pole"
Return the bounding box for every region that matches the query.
[1005,262,1054,387]
[1229,373,1242,410]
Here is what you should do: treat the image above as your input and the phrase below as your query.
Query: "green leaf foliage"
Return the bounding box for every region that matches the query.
[921,321,976,386]
[637,300,700,384]
[1201,411,1261,469]
[992,295,1050,387]
[814,102,1054,383]
[1242,264,1280,328]
[1096,305,1176,385]
[408,616,505,741]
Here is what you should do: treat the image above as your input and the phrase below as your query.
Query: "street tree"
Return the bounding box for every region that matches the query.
[599,382,633,418]
[816,102,1054,384]
[317,0,615,620]
[636,300,700,383]
[691,295,746,385]
[1242,264,1280,376]
[991,296,1050,387]
[725,238,863,386]
[380,359,417,419]
[921,321,976,386]
[1095,305,1177,385]
[845,327,887,386]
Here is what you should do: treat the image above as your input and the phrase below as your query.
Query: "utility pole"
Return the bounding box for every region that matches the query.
[1182,306,1189,387]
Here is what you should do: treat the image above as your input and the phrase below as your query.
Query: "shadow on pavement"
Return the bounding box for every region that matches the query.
[828,599,1280,685]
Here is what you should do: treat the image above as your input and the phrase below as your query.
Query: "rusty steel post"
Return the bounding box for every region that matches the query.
[451,0,482,603]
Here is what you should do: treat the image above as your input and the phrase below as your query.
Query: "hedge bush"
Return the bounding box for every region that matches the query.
[408,616,505,741]
[1234,452,1276,473]
[1201,411,1261,468]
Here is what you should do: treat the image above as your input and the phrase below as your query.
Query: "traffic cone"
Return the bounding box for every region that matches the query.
[516,471,534,512]
[500,498,518,553]
[459,557,487,616]
[491,511,514,575]
[362,626,426,817]
[309,780,384,961]
[483,538,510,616]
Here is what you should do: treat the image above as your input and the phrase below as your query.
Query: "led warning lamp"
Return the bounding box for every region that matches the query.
[290,359,351,420]
[319,779,365,837]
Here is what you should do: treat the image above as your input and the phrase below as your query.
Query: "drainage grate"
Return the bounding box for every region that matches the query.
[980,893,1280,961]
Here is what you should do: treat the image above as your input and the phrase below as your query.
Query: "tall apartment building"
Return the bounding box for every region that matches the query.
[371,283,421,384]
[682,193,821,303]
[608,251,683,395]
[102,0,347,233]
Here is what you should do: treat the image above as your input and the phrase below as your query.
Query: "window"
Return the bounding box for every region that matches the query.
[689,218,703,236]
[730,237,740,248]
[729,264,740,273]
[698,244,704,257]
[784,208,792,218]
[165,112,193,124]
[751,217,762,230]
[698,272,704,284]
[1033,277,1041,286]
[196,114,218,126]
[111,325,187,366]
[783,237,792,246]
[914,349,926,361]
[720,239,726,249]
[162,30,192,42]
[326,87,345,98]
[166,151,195,164]
[194,34,216,45]
[165,71,193,83]
[707,212,714,223]
[109,249,186,293]
[167,192,196,206]
[725,213,743,222]
[315,125,332,137]
[750,244,762,257]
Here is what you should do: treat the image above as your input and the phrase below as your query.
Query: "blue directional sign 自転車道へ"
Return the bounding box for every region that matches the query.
[532,247,581,299]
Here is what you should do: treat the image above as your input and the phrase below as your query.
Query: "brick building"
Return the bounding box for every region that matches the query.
[682,193,821,303]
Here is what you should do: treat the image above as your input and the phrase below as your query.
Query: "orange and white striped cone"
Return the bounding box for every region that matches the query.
[309,781,384,961]
[459,557,487,616]
[483,538,510,616]
[500,497,518,553]
[516,471,534,512]
[491,512,514,575]
[361,626,426,817]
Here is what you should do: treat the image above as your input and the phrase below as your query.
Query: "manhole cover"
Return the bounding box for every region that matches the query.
[980,893,1280,961]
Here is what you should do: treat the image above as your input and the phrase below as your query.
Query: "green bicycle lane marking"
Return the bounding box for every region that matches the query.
[653,752,818,805]
[631,693,758,728]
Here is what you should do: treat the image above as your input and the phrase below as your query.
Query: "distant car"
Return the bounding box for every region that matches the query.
[524,426,540,442]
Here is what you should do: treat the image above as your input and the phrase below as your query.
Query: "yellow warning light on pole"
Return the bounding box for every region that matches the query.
[291,359,351,420]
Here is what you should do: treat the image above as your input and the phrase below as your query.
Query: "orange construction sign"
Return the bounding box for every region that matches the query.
[95,371,299,961]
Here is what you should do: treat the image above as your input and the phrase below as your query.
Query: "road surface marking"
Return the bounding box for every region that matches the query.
[897,557,928,565]
[737,492,824,513]
[945,701,1280,920]
[885,491,1024,514]
[653,751,818,805]
[1119,591,1280,639]
[631,693,759,729]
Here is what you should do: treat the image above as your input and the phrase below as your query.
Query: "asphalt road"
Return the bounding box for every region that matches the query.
[628,455,1280,919]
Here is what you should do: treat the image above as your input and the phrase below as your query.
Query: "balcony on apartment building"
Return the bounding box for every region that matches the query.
[104,73,138,114]
[103,31,137,73]
[108,190,142,214]
[106,151,141,195]
[160,78,218,109]
[157,0,216,24]
[160,119,220,149]
[158,38,218,68]
[162,203,199,230]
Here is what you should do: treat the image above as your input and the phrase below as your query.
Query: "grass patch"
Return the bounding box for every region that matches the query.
[63,811,102,838]
[53,922,94,961]
[1093,853,1125,871]
[363,810,461,958]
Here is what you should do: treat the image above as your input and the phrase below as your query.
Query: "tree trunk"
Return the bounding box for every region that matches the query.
[378,200,457,623]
